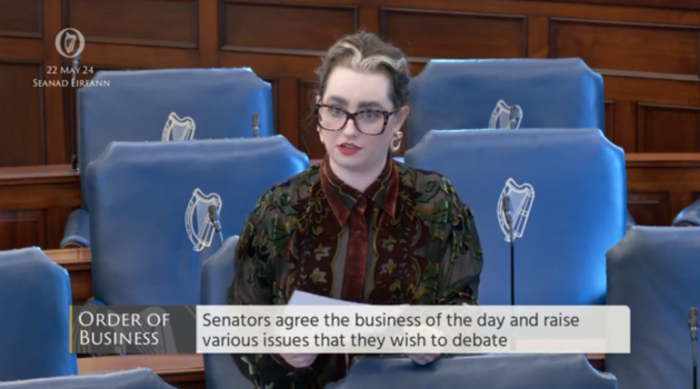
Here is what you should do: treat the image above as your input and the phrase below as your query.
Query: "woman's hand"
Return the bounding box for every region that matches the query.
[407,353,440,365]
[279,353,318,368]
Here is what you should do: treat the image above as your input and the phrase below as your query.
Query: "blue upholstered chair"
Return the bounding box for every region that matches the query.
[673,200,700,226]
[61,68,274,249]
[606,226,700,389]
[0,368,174,388]
[201,235,253,389]
[406,58,605,149]
[84,136,308,309]
[326,354,617,389]
[404,129,626,305]
[0,248,77,381]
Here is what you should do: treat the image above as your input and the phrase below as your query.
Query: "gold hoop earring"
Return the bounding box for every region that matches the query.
[390,131,403,153]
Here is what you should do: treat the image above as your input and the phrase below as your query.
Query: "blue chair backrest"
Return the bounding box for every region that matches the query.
[0,248,77,381]
[0,368,174,388]
[326,354,617,389]
[85,136,308,306]
[404,129,626,305]
[606,226,700,389]
[406,58,604,149]
[200,235,254,389]
[78,68,274,207]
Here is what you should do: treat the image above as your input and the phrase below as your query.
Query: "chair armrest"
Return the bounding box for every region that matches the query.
[672,199,700,226]
[60,209,91,248]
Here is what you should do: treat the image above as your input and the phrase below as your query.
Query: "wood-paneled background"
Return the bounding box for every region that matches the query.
[1,0,699,251]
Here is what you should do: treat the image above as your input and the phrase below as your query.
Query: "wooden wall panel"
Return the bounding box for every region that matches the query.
[627,192,668,226]
[0,0,41,38]
[222,1,358,54]
[0,210,47,250]
[637,103,700,152]
[380,9,527,60]
[67,0,197,48]
[626,154,700,225]
[550,18,700,80]
[1,0,698,164]
[611,101,637,151]
[0,62,44,167]
[0,165,81,250]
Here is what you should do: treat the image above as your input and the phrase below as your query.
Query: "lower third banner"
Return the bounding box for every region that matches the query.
[70,305,197,354]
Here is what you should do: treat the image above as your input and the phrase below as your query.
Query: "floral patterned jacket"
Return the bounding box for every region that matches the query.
[227,153,484,389]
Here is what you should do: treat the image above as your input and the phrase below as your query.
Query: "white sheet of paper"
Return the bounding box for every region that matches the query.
[288,290,364,306]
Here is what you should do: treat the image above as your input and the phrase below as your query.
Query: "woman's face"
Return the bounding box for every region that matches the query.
[317,66,407,174]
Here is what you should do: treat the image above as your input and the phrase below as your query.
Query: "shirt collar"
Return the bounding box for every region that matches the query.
[319,153,399,226]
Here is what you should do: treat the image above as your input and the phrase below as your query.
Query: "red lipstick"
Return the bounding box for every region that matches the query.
[337,142,361,156]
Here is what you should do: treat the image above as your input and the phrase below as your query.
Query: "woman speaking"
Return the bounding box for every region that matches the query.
[227,31,484,389]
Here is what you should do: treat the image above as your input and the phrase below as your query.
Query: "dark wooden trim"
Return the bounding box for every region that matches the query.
[625,153,700,168]
[45,247,91,304]
[0,164,78,186]
[511,0,700,11]
[220,45,327,57]
[46,247,90,270]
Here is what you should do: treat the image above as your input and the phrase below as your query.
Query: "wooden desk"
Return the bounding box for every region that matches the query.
[78,354,205,389]
[45,247,92,305]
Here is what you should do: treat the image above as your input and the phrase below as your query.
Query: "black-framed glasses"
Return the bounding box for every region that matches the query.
[315,104,398,136]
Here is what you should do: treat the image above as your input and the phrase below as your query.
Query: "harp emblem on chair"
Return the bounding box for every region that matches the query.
[185,188,222,252]
[497,178,535,242]
[489,100,523,129]
[162,112,196,141]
